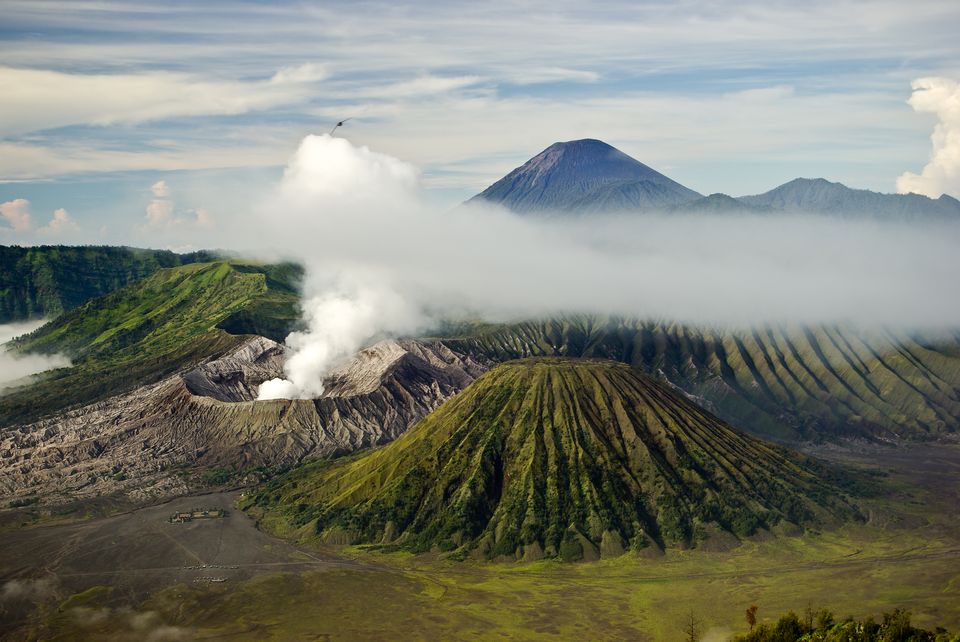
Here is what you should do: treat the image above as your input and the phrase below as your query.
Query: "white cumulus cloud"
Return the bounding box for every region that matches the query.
[144,181,214,230]
[194,208,215,229]
[151,180,171,198]
[145,199,173,227]
[0,198,32,232]
[38,208,80,235]
[1,200,80,236]
[897,77,960,198]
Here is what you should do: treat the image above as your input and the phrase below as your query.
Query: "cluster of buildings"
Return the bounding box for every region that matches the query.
[168,508,226,523]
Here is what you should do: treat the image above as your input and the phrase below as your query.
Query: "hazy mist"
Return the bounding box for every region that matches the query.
[0,320,71,391]
[249,135,960,398]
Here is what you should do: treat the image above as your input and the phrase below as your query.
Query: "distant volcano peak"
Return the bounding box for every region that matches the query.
[469,138,701,214]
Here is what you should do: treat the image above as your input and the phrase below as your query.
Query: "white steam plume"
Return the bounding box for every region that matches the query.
[250,134,960,400]
[897,77,960,198]
[256,135,424,399]
[258,283,422,399]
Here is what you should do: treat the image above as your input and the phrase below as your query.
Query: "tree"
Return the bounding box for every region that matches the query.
[746,605,758,631]
[815,608,834,631]
[881,608,913,642]
[684,611,702,642]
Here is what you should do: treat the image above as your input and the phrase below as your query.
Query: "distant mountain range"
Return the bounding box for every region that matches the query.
[739,177,960,219]
[470,139,960,219]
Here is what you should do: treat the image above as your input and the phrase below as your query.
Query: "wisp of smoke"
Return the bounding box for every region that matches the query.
[0,320,71,391]
[897,77,960,199]
[250,134,960,400]
[1,577,57,602]
[258,283,422,399]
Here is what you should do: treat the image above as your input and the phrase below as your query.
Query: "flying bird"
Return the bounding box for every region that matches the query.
[329,118,352,135]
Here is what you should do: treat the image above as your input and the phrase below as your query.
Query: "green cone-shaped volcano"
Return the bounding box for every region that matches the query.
[249,359,858,561]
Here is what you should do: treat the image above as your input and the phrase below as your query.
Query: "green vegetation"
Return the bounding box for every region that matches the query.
[12,440,960,640]
[202,468,234,486]
[733,608,959,641]
[0,244,216,323]
[0,260,301,425]
[20,523,960,640]
[439,316,960,440]
[245,359,860,559]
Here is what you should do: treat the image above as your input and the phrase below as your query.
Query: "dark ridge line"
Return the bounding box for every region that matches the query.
[800,328,867,404]
[731,335,785,406]
[820,326,885,402]
[887,330,956,393]
[853,334,951,428]
[749,328,799,405]
[763,326,821,403]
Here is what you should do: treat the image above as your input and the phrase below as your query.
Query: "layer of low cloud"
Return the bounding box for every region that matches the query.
[67,606,190,641]
[254,135,960,399]
[897,77,960,198]
[1,577,57,602]
[0,320,72,392]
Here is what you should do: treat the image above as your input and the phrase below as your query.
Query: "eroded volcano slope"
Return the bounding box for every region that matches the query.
[248,359,859,561]
[441,317,960,440]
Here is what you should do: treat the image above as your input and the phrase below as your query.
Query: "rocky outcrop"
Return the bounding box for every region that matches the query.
[0,337,489,506]
[182,335,286,402]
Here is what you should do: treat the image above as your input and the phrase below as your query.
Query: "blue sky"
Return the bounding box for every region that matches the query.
[1,0,958,246]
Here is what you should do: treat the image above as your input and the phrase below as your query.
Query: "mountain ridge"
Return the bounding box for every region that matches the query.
[441,317,960,441]
[0,245,218,324]
[739,177,960,219]
[0,260,302,425]
[468,140,959,217]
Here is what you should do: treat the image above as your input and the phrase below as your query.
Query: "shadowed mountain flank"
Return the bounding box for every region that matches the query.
[441,318,960,441]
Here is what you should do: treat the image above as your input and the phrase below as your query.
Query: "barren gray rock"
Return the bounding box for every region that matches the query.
[182,335,285,402]
[0,336,489,507]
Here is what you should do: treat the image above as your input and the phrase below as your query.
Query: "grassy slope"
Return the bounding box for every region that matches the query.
[0,245,216,323]
[26,443,960,641]
[439,317,960,441]
[0,260,301,426]
[246,359,859,559]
